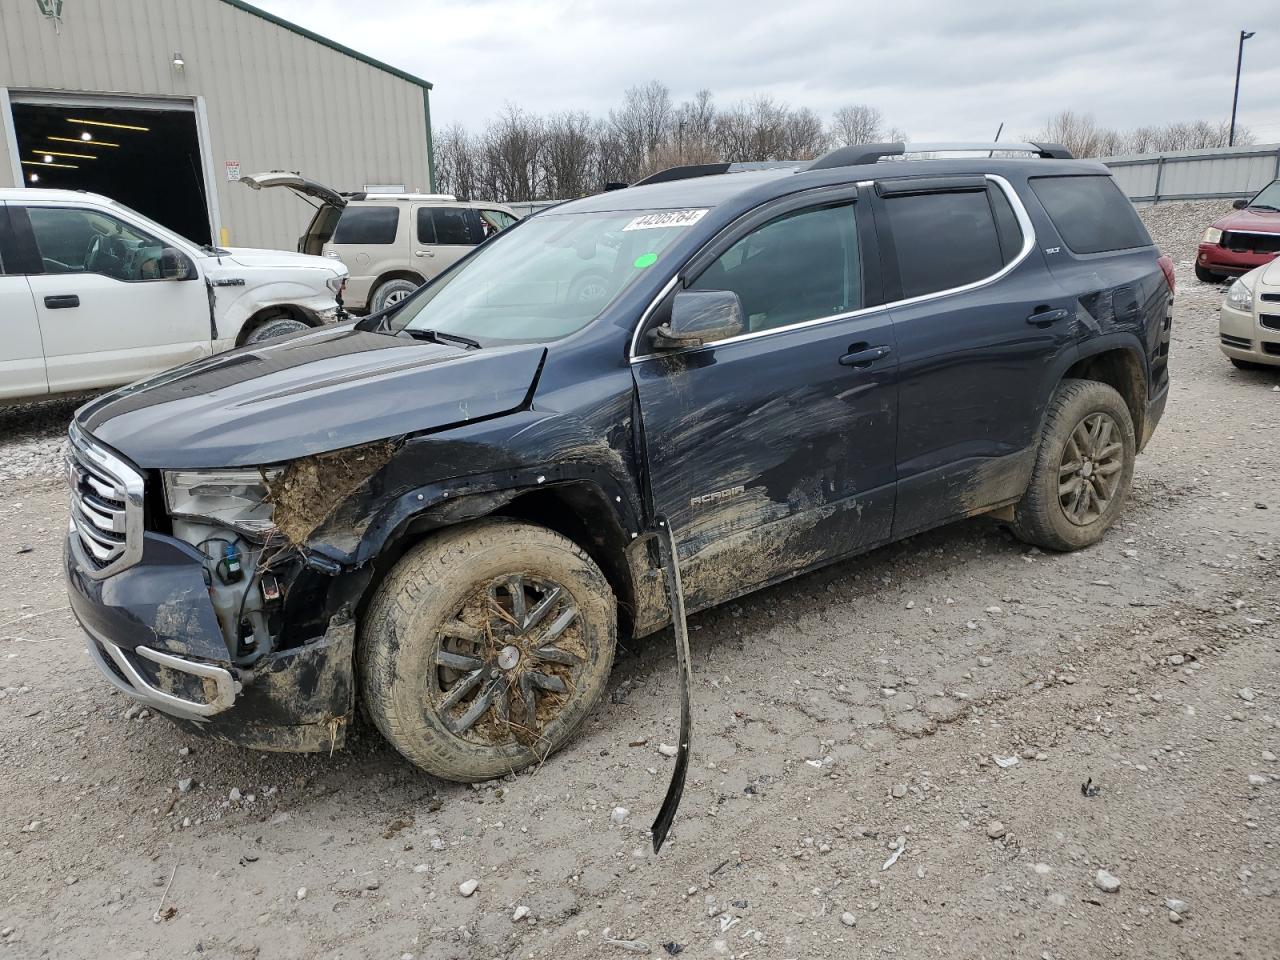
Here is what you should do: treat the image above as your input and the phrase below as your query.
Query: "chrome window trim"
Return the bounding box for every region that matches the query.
[629,174,1035,363]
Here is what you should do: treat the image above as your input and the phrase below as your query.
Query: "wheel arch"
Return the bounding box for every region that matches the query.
[370,270,426,296]
[1060,339,1148,446]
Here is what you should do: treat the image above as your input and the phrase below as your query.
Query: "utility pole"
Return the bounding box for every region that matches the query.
[1230,29,1255,147]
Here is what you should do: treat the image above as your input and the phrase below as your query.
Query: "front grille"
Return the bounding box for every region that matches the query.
[1261,293,1280,303]
[1221,231,1280,255]
[1261,314,1280,332]
[1221,334,1253,349]
[67,425,144,578]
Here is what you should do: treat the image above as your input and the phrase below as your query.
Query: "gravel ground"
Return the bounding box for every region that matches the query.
[0,202,1276,960]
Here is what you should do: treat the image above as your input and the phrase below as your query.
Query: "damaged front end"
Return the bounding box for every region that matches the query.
[66,429,392,752]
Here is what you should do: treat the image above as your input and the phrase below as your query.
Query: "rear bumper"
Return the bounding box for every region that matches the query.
[1197,243,1277,276]
[66,532,356,751]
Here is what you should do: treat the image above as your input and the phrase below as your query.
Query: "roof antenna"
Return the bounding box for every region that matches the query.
[989,122,1004,158]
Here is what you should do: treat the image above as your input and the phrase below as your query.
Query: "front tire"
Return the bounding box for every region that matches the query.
[1195,264,1222,284]
[359,520,617,781]
[244,315,310,344]
[369,278,421,313]
[1010,379,1136,552]
[1230,357,1268,372]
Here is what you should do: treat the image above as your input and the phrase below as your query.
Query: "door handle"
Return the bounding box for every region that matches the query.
[415,250,435,258]
[44,294,80,309]
[1026,307,1069,326]
[839,344,892,367]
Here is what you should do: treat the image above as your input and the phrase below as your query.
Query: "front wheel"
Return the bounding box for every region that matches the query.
[1010,379,1136,552]
[1230,357,1269,372]
[245,315,309,344]
[359,520,617,781]
[1195,264,1222,284]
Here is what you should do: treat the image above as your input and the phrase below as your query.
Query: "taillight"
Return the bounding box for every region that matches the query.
[1157,253,1176,295]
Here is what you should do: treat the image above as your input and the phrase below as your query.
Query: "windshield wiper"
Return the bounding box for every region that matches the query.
[1248,204,1279,212]
[401,328,482,350]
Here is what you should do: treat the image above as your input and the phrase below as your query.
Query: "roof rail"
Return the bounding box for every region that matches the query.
[631,160,806,187]
[808,141,1074,170]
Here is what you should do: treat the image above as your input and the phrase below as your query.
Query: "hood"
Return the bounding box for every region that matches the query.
[76,326,546,468]
[1260,259,1280,287]
[212,247,346,273]
[1213,206,1280,234]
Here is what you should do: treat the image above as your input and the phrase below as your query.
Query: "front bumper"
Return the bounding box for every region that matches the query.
[1219,301,1280,368]
[1198,243,1277,277]
[66,531,356,752]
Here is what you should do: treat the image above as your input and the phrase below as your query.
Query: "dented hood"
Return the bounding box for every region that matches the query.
[76,325,545,468]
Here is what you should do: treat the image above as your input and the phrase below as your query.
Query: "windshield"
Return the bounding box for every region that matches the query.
[1249,181,1280,211]
[392,209,703,344]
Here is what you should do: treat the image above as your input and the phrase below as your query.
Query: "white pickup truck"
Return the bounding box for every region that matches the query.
[0,188,348,404]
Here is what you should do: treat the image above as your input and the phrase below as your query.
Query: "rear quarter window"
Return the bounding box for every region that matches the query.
[332,205,399,245]
[1029,175,1150,254]
[882,189,1005,299]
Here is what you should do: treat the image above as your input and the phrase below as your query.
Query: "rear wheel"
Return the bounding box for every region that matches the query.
[359,520,617,781]
[1195,264,1222,284]
[369,277,421,313]
[1010,379,1135,552]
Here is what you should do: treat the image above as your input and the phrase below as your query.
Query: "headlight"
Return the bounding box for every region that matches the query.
[325,275,347,295]
[163,469,280,535]
[1202,227,1223,245]
[1225,277,1254,311]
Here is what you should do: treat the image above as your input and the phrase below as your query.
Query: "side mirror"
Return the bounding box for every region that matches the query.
[161,247,195,280]
[649,289,745,351]
[1232,198,1250,210]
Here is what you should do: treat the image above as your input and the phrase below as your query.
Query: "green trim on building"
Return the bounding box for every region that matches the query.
[423,87,436,192]
[218,0,432,89]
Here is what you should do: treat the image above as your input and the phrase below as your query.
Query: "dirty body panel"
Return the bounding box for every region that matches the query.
[64,155,1172,758]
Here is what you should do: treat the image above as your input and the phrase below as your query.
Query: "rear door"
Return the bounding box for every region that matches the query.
[0,204,48,401]
[17,204,211,393]
[875,175,1076,537]
[634,190,899,612]
[414,205,484,279]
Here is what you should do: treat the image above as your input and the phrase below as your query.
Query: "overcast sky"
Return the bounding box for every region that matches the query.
[254,0,1280,144]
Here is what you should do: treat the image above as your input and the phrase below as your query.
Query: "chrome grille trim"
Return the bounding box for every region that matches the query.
[67,424,144,579]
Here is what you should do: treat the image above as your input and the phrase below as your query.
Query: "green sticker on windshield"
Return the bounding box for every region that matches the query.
[633,252,658,269]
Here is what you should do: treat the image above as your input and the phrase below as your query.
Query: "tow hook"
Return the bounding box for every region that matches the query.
[650,515,693,854]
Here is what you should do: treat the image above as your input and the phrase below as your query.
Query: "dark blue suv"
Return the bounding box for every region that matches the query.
[65,142,1173,781]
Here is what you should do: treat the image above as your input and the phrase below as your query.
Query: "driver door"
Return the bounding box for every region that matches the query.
[633,192,899,613]
[15,204,211,393]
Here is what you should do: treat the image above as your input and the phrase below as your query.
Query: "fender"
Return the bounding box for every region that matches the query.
[1035,330,1150,438]
[210,278,340,341]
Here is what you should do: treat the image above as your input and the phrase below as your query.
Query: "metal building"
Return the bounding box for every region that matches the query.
[0,0,434,249]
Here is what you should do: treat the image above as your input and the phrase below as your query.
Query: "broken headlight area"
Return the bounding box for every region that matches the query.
[163,467,295,663]
[163,468,281,537]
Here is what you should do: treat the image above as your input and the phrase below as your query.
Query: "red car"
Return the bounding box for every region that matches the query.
[1197,179,1280,282]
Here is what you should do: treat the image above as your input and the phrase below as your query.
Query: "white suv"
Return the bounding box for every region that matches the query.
[0,189,348,404]
[242,173,518,313]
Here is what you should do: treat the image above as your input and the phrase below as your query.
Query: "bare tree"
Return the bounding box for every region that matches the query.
[434,123,480,200]
[830,104,885,146]
[543,111,597,199]
[608,81,675,181]
[480,104,543,202]
[1036,109,1103,157]
[780,106,828,159]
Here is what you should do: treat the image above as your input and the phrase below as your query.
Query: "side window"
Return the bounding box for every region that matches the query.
[479,209,516,240]
[332,205,399,245]
[988,186,1024,265]
[416,207,437,245]
[688,203,860,334]
[26,206,168,282]
[882,189,1004,299]
[429,207,483,246]
[1029,175,1150,254]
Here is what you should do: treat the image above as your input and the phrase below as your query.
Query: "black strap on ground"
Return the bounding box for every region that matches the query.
[651,515,693,854]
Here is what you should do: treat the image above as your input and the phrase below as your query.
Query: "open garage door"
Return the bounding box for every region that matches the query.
[9,94,213,245]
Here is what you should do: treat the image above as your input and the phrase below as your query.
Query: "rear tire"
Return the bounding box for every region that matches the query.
[1195,264,1222,284]
[359,520,617,782]
[1010,379,1136,552]
[244,316,309,344]
[369,278,421,313]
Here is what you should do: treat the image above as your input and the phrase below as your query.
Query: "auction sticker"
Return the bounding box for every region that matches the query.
[623,209,708,231]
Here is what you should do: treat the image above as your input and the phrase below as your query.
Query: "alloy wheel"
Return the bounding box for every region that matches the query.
[1057,412,1124,526]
